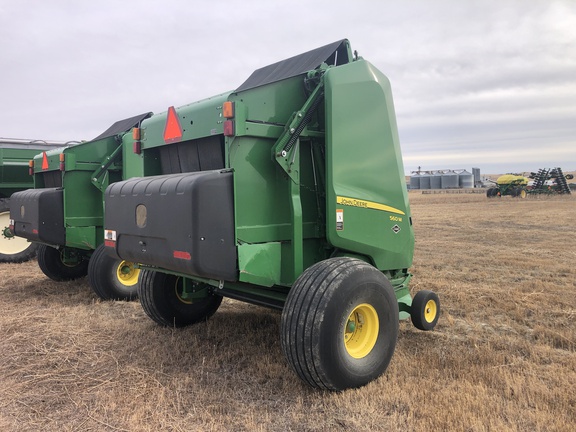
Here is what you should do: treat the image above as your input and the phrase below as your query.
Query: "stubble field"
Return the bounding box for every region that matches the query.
[0,192,574,431]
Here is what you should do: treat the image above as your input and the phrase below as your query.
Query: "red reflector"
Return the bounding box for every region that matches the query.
[32,229,38,234]
[173,250,191,260]
[104,240,116,248]
[41,152,49,170]
[133,141,141,155]
[163,106,183,144]
[59,162,65,171]
[223,120,235,136]
[29,167,33,176]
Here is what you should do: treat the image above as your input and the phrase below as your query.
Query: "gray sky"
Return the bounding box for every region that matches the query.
[1,0,575,174]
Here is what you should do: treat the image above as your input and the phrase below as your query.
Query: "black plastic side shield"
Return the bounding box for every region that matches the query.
[104,170,237,281]
[10,188,65,246]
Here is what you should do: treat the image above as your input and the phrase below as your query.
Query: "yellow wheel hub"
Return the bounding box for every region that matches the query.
[424,299,438,323]
[344,303,379,359]
[116,260,140,286]
[174,277,193,304]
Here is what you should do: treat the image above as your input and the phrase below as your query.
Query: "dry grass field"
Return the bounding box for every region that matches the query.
[1,192,574,431]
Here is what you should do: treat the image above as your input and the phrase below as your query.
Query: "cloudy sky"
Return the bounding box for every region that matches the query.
[1,0,575,175]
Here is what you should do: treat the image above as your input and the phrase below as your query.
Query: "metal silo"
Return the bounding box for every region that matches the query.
[459,170,474,188]
[419,172,431,189]
[441,170,459,189]
[430,171,442,189]
[472,167,481,187]
[409,173,421,190]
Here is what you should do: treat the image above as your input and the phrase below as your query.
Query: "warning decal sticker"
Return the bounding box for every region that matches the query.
[336,209,344,231]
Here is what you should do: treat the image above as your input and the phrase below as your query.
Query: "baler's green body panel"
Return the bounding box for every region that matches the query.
[65,137,122,249]
[228,134,323,286]
[324,61,414,271]
[226,60,414,287]
[140,94,228,150]
[225,70,324,286]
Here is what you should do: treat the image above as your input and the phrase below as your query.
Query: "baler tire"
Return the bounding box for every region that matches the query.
[411,290,440,331]
[0,201,38,263]
[519,189,527,198]
[88,244,138,301]
[281,257,399,391]
[138,269,222,327]
[36,244,88,281]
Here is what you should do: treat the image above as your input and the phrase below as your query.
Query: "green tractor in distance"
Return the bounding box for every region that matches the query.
[9,114,151,300]
[0,139,74,263]
[486,174,529,198]
[103,40,440,390]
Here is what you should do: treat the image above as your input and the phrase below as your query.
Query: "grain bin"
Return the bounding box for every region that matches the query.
[441,170,459,189]
[430,171,442,189]
[410,172,421,189]
[459,170,474,188]
[419,172,431,189]
[472,167,481,187]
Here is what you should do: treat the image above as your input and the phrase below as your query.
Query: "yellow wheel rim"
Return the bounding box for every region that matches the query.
[519,189,527,198]
[174,277,192,304]
[0,211,32,255]
[116,260,140,286]
[344,303,379,359]
[424,299,438,323]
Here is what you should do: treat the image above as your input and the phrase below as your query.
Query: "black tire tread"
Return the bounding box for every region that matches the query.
[139,269,168,326]
[283,258,350,389]
[281,257,399,390]
[37,244,88,281]
[138,269,222,328]
[411,289,440,331]
[88,244,138,301]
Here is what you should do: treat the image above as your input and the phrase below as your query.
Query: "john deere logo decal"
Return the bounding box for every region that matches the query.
[336,196,405,215]
[392,224,401,234]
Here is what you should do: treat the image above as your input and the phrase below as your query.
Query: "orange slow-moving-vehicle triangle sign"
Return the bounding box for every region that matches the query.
[163,106,183,144]
[41,152,49,170]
